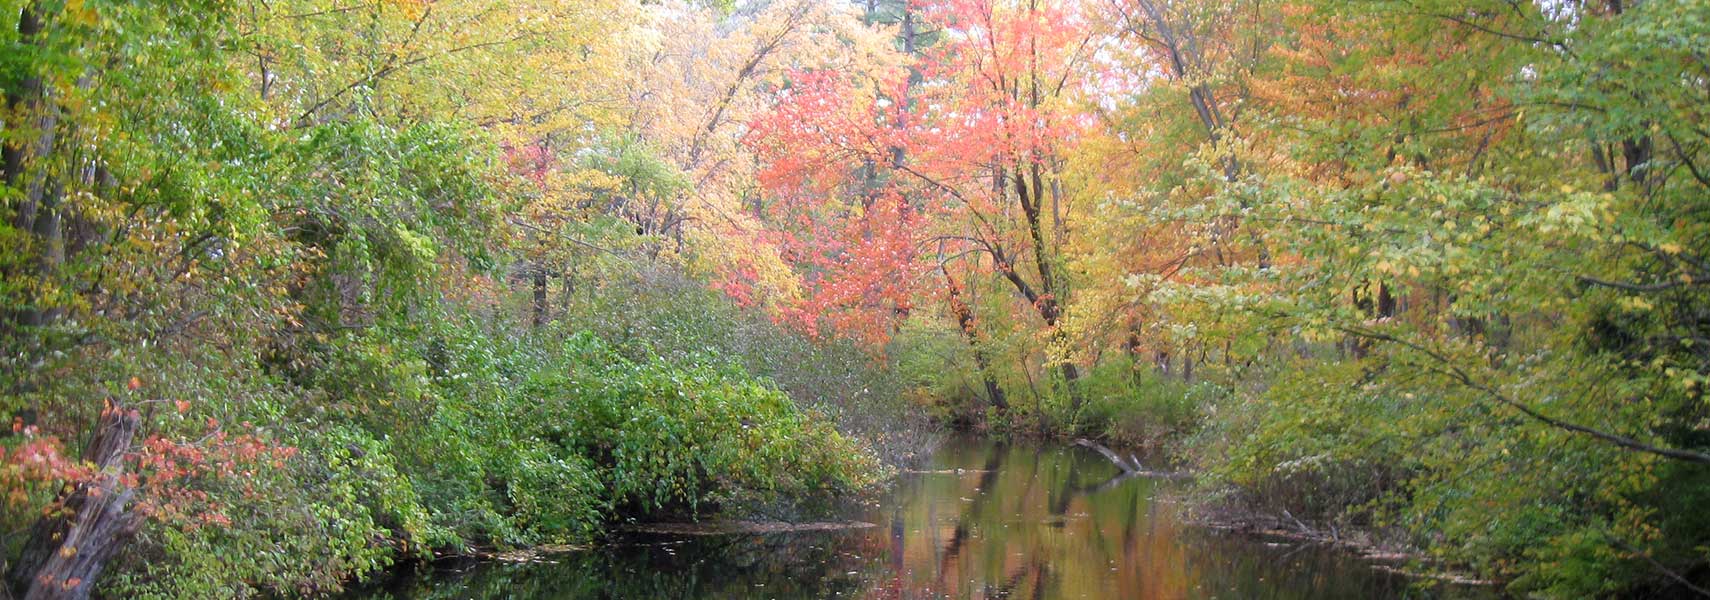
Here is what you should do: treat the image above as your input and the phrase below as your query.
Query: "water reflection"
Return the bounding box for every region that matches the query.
[352,438,1494,599]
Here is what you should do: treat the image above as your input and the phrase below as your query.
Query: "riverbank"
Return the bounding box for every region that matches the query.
[343,436,1493,600]
[1185,504,1502,588]
[1025,434,1502,590]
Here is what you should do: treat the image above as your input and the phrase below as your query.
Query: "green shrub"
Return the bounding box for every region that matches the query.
[543,333,885,517]
[1066,357,1213,450]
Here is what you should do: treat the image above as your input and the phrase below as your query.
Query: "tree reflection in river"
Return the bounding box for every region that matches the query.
[349,438,1494,599]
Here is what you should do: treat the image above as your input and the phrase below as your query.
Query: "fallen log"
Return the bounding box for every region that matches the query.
[1073,438,1138,472]
[1072,439,1193,480]
[621,520,877,536]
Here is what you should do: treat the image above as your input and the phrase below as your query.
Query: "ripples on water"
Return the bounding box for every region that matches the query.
[351,437,1497,599]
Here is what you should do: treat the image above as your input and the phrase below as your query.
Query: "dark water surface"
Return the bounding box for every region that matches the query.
[352,437,1495,599]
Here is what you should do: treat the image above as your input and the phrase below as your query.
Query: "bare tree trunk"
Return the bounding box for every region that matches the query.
[531,269,548,327]
[560,264,574,312]
[7,403,141,600]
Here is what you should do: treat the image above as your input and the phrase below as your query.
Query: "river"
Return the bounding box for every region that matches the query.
[350,437,1497,599]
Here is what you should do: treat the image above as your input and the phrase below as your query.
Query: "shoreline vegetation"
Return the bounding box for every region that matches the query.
[5,0,1708,598]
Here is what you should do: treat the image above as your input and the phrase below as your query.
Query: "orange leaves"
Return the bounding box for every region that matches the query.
[131,424,297,531]
[915,0,1089,159]
[0,435,86,508]
[741,0,1096,345]
[748,69,897,199]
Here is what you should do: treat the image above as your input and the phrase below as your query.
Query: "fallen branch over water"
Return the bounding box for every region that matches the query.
[1073,439,1193,480]
[620,521,877,536]
[900,468,991,475]
[475,544,588,563]
[1371,564,1499,586]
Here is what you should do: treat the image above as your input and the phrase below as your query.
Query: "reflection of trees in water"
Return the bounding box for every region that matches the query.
[885,438,1181,599]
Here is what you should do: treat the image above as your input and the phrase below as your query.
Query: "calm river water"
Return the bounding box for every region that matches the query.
[351,437,1496,599]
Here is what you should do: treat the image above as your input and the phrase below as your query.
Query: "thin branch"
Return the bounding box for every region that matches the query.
[1576,275,1704,293]
[1337,325,1710,465]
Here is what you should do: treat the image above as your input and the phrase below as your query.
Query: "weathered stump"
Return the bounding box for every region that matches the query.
[6,401,141,600]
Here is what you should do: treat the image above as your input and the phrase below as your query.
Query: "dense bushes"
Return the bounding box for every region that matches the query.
[895,334,1209,454]
[548,339,882,516]
[565,269,939,468]
[0,11,891,590]
[84,314,883,599]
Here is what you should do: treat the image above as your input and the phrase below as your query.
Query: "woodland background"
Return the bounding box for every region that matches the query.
[2,0,1708,597]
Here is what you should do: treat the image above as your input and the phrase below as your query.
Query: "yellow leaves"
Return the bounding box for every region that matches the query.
[65,0,99,27]
[1657,242,1683,255]
[383,0,428,19]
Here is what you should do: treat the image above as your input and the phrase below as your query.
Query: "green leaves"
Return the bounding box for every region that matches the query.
[548,335,880,518]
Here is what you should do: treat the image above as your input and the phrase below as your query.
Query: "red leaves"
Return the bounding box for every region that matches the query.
[1,435,87,508]
[131,425,296,531]
[502,140,555,188]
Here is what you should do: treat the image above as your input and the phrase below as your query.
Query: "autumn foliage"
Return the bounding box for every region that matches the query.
[6,0,1710,597]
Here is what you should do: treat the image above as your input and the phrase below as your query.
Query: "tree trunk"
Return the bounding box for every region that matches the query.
[531,269,548,327]
[4,8,54,232]
[4,7,64,332]
[943,266,1006,411]
[1376,281,1397,318]
[560,265,575,313]
[23,179,65,328]
[1011,164,1081,406]
[1059,361,1081,393]
[7,403,141,600]
[973,350,1007,412]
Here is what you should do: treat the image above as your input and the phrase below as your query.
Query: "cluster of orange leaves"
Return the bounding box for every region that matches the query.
[130,423,299,530]
[2,403,297,532]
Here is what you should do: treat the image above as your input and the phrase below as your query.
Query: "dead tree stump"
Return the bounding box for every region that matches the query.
[6,401,141,600]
